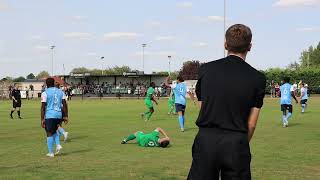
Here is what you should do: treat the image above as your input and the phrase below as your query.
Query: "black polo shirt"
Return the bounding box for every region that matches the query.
[12,89,21,101]
[195,55,266,133]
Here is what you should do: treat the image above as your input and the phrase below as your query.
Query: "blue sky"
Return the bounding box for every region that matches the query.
[0,0,319,78]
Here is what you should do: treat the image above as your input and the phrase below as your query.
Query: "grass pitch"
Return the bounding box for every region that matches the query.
[0,97,319,180]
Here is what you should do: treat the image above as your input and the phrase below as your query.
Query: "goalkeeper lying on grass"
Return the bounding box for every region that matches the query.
[121,127,170,148]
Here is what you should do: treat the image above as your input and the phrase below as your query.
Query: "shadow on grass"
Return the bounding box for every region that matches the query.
[59,148,93,156]
[288,123,301,127]
[67,135,89,142]
[184,127,198,132]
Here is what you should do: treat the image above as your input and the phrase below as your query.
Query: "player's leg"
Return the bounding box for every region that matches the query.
[121,131,139,144]
[286,105,293,124]
[10,101,16,119]
[45,119,55,157]
[53,119,62,155]
[16,106,22,119]
[57,123,69,142]
[176,104,185,132]
[10,108,15,119]
[301,100,306,113]
[281,105,287,127]
[142,100,153,121]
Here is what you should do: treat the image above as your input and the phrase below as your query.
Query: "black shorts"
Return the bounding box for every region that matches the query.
[300,99,308,104]
[45,119,61,134]
[281,104,293,113]
[175,103,186,112]
[188,128,251,180]
[13,100,21,108]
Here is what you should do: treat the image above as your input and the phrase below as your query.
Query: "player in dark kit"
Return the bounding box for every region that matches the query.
[188,24,266,180]
[10,84,23,119]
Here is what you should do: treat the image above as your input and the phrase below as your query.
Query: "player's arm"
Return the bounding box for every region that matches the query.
[40,92,47,128]
[165,76,171,87]
[151,94,158,105]
[248,75,266,142]
[12,92,17,102]
[291,88,298,103]
[41,102,46,128]
[248,108,261,142]
[155,127,169,138]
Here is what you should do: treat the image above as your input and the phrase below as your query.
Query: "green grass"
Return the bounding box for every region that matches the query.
[0,97,320,180]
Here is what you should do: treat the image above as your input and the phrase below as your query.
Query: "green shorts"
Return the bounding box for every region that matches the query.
[144,99,153,109]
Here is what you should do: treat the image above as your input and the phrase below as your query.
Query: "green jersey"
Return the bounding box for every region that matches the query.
[136,131,160,147]
[145,87,155,100]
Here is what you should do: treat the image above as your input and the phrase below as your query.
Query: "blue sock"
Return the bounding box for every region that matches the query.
[178,115,184,129]
[53,133,60,146]
[182,116,185,127]
[302,105,305,112]
[47,136,54,154]
[58,127,65,135]
[286,113,292,121]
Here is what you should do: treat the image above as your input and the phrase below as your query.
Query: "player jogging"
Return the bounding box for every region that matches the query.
[41,78,69,157]
[10,83,22,119]
[121,127,170,148]
[299,83,308,113]
[165,75,195,132]
[141,82,158,121]
[279,77,298,128]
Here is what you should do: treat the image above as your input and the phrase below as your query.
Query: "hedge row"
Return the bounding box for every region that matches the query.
[262,68,320,94]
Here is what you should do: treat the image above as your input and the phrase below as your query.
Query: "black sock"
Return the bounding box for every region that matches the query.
[17,111,21,117]
[10,110,14,116]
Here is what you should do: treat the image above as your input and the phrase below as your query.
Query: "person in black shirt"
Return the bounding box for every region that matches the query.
[188,24,266,180]
[10,84,23,119]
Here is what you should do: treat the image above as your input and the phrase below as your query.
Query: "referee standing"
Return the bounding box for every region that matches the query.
[188,24,266,180]
[10,83,23,119]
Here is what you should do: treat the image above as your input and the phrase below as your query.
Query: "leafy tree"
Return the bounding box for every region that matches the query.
[36,71,50,79]
[179,60,202,80]
[286,61,300,71]
[300,42,320,68]
[13,76,26,82]
[26,73,36,79]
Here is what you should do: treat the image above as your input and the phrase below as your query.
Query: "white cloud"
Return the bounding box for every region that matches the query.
[207,16,224,22]
[297,27,320,32]
[155,36,176,41]
[0,0,10,10]
[177,2,193,8]
[63,32,93,40]
[273,0,320,7]
[193,42,208,47]
[191,16,225,23]
[103,32,140,40]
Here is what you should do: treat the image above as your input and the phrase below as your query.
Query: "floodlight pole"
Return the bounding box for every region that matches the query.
[50,45,55,76]
[142,44,147,73]
[168,55,172,76]
[101,57,105,75]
